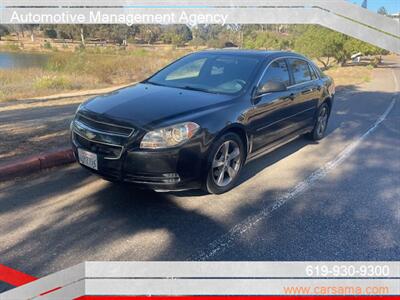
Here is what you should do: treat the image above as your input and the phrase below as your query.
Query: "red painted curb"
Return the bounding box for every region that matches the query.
[39,149,75,169]
[0,264,37,287]
[0,148,75,180]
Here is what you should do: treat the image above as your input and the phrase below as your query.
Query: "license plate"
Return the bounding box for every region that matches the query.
[78,148,98,170]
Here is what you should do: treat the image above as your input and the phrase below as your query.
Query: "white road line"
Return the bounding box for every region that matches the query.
[190,72,398,261]
[393,69,400,92]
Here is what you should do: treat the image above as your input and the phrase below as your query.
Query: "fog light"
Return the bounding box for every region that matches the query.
[162,173,180,183]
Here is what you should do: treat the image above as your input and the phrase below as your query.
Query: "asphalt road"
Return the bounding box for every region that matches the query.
[0,58,399,290]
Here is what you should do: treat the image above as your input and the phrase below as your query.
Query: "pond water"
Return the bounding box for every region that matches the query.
[0,52,49,69]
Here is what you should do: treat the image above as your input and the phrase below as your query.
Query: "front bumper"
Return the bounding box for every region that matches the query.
[71,131,205,191]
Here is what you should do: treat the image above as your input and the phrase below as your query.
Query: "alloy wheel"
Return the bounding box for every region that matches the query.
[316,106,329,137]
[211,140,241,187]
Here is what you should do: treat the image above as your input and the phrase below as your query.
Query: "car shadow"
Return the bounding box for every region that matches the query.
[174,133,326,197]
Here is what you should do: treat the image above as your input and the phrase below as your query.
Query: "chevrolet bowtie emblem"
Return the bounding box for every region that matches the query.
[85,131,96,140]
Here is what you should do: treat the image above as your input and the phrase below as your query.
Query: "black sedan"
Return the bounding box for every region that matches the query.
[71,50,335,194]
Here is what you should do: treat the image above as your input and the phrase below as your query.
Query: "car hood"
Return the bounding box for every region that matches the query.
[80,83,235,129]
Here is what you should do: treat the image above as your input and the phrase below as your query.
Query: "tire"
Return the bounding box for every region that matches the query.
[205,132,245,194]
[307,102,330,141]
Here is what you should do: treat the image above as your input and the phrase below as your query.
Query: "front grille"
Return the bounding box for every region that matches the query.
[72,113,134,160]
[73,132,123,159]
[76,114,134,137]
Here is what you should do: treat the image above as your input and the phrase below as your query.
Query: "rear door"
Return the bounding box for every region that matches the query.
[286,58,321,130]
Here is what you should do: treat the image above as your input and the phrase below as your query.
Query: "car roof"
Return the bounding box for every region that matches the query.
[197,49,306,60]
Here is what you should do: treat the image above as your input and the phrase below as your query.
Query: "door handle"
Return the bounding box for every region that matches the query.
[302,88,313,94]
[288,93,296,100]
[308,86,321,92]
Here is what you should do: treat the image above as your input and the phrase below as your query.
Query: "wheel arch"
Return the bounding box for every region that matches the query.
[215,123,249,160]
[323,96,333,115]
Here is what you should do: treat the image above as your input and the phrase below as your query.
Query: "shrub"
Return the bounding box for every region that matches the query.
[43,41,52,49]
[169,34,186,47]
[6,43,20,51]
[0,90,5,101]
[44,29,57,39]
[45,53,69,71]
[34,75,72,90]
[206,39,226,48]
[74,43,85,52]
[189,37,206,48]
[370,56,381,68]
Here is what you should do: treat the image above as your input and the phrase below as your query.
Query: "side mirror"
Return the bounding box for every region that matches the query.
[256,81,287,97]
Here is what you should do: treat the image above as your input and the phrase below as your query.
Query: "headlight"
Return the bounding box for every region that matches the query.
[71,104,82,130]
[140,122,200,149]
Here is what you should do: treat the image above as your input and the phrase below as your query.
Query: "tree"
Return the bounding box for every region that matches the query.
[377,6,388,15]
[192,25,224,42]
[161,25,192,45]
[344,38,388,58]
[171,34,186,47]
[243,31,292,50]
[6,25,25,40]
[138,25,162,44]
[295,25,388,68]
[174,25,192,42]
[361,0,367,9]
[42,26,57,39]
[295,26,347,68]
[53,25,81,40]
[89,25,131,44]
[0,25,9,41]
[25,25,36,42]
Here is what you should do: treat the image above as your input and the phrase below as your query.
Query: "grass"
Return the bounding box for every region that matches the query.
[0,47,190,101]
[1,46,375,101]
[33,75,74,90]
[0,42,22,52]
[325,65,373,89]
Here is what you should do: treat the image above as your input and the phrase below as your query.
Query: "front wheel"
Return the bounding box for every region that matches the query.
[205,133,245,194]
[307,103,330,141]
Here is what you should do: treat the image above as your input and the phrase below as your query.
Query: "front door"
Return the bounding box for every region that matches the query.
[248,58,296,153]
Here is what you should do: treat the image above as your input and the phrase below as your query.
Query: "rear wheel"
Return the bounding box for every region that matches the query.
[205,133,245,194]
[308,102,330,141]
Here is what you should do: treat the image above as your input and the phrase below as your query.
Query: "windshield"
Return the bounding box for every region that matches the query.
[146,53,262,94]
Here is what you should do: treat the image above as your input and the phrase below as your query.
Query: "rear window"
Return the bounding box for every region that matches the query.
[288,59,313,84]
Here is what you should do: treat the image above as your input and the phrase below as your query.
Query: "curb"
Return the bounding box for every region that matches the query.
[0,148,75,181]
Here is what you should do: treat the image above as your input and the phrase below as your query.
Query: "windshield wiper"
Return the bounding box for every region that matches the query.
[145,82,219,94]
[144,81,167,87]
[181,86,217,94]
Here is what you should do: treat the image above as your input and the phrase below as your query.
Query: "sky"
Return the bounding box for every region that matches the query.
[348,0,400,14]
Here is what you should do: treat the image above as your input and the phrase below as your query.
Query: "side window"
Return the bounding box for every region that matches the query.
[166,58,206,81]
[259,59,290,87]
[313,64,327,78]
[288,59,313,84]
[309,64,318,80]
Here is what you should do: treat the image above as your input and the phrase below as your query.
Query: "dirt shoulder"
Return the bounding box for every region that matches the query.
[0,83,135,112]
[0,95,87,166]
